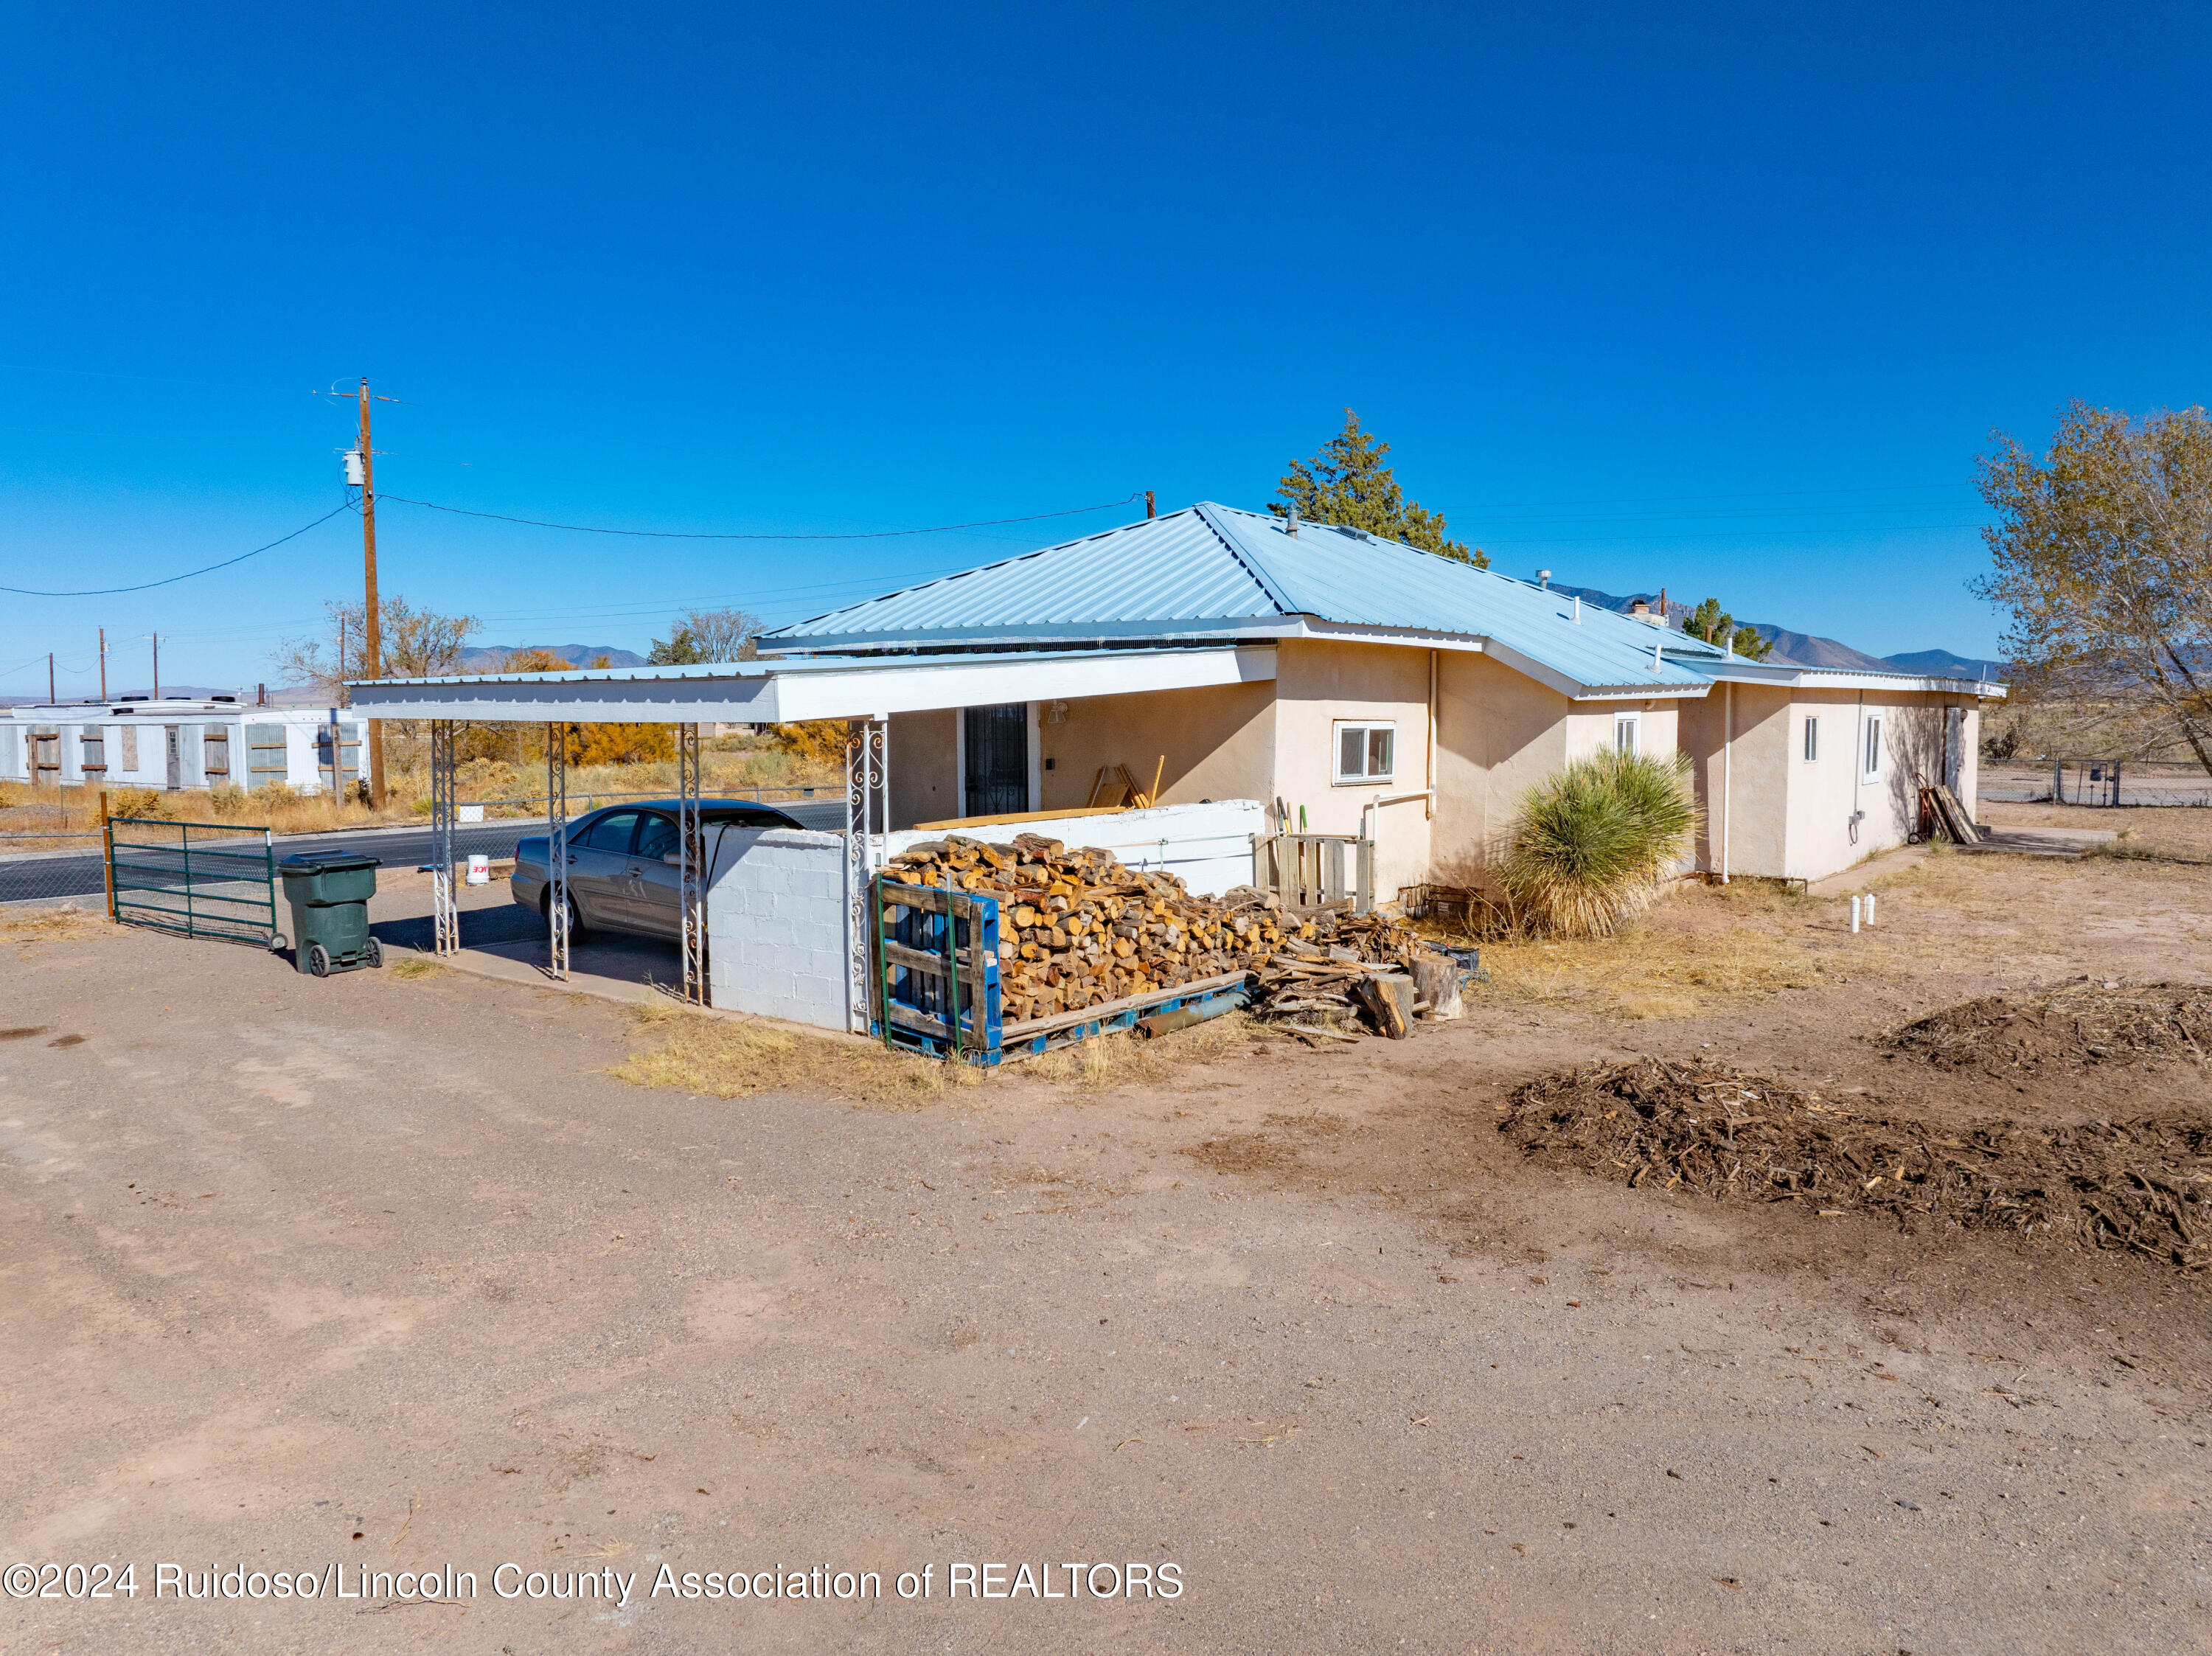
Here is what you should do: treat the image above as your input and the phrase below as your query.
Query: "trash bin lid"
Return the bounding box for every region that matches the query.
[278,851,382,874]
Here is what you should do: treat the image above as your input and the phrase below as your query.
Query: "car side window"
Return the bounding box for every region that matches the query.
[580,810,641,853]
[633,813,681,860]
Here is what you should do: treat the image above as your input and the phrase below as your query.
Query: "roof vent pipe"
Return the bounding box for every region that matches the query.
[1536,568,1551,589]
[1287,507,1298,537]
[1572,596,1582,624]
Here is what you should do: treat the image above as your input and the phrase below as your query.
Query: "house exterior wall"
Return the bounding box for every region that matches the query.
[1679,686,1989,883]
[1035,678,1276,816]
[1268,640,1436,898]
[888,708,958,828]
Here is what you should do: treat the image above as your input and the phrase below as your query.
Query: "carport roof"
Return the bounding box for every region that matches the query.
[342,644,1277,724]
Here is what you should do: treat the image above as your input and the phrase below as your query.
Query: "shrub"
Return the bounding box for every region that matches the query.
[209,783,248,817]
[254,782,300,806]
[1495,748,1702,938]
[106,786,164,821]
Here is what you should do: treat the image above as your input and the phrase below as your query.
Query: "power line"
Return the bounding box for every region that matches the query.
[0,501,358,596]
[377,492,1143,540]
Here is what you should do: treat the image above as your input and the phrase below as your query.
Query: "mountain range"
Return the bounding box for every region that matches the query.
[1550,585,2005,681]
[459,644,650,671]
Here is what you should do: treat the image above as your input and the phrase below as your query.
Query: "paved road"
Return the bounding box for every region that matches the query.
[0,799,850,906]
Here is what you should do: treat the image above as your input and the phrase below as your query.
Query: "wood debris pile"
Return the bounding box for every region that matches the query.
[885,833,1438,1031]
[1501,1057,2212,1274]
[1884,979,2212,1075]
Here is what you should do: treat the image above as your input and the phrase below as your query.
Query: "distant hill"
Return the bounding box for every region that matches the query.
[1880,648,2008,682]
[459,644,648,671]
[1548,583,1998,677]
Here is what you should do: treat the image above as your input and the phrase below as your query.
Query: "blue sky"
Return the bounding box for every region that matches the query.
[4,2,2206,695]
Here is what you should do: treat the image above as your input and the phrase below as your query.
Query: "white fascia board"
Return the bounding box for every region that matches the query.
[1474,636,1714,703]
[768,645,1275,720]
[1698,664,2009,697]
[342,647,1277,724]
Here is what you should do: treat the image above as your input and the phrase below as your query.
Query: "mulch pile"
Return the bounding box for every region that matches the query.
[1500,1057,2212,1274]
[1884,979,2212,1074]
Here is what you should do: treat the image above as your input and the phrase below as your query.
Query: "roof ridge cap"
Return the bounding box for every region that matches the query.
[1192,503,1301,619]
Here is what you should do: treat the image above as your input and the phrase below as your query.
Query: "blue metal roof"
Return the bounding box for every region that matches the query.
[762,502,1721,695]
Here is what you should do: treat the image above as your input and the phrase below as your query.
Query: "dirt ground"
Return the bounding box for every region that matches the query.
[3,826,2211,1654]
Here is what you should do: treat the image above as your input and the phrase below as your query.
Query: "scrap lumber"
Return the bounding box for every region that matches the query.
[1932,784,1982,846]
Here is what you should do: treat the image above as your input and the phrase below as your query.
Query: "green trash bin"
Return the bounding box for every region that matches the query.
[278,851,383,977]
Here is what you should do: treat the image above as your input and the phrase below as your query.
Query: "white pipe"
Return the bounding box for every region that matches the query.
[1851,894,1861,933]
[1865,893,1876,926]
[1425,649,1437,821]
[1720,681,1733,885]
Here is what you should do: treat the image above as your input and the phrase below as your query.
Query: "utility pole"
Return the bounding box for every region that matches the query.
[357,378,386,807]
[48,653,55,703]
[152,634,160,700]
[98,627,107,700]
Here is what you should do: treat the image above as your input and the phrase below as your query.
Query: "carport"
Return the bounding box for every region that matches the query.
[344,647,1276,1030]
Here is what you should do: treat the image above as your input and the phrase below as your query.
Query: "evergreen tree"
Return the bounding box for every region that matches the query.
[1684,597,1772,660]
[1270,410,1485,566]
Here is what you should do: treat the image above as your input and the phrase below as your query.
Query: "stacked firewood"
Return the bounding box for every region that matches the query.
[884,832,1450,1036]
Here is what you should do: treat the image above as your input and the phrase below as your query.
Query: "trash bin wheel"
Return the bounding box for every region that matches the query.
[306,942,332,978]
[268,933,288,954]
[365,938,383,969]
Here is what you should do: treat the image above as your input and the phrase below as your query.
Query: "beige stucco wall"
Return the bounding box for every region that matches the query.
[1037,680,1276,815]
[888,708,957,829]
[1266,641,1436,897]
[1680,686,1987,883]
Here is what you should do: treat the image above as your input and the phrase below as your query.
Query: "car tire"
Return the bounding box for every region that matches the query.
[542,888,590,944]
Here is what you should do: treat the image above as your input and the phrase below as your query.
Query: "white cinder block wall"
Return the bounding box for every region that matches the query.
[706,829,851,1029]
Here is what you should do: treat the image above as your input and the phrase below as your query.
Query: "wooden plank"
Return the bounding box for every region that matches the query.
[1933,784,1981,845]
[884,1002,953,1040]
[877,883,996,920]
[1002,970,1249,1041]
[911,805,1127,832]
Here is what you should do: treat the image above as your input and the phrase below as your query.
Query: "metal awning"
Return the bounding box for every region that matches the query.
[343,646,1276,723]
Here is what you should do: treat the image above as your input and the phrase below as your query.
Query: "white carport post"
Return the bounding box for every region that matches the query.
[677,722,706,1006]
[845,714,888,1034]
[429,719,459,956]
[546,722,570,980]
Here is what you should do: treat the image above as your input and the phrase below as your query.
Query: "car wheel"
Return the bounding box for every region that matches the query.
[306,942,332,978]
[543,888,590,944]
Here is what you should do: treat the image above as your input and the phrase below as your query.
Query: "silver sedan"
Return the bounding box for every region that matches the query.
[512,799,802,942]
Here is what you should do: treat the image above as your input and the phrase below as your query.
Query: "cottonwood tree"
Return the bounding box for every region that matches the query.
[649,607,763,664]
[274,596,479,703]
[1973,402,2212,772]
[1270,411,1486,566]
[1684,597,1773,661]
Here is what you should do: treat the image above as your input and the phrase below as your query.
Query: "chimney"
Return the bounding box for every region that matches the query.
[1629,598,1649,618]
[1145,490,1156,520]
[1287,508,1299,537]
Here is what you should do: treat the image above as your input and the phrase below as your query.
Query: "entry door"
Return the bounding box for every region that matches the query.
[962,704,1029,818]
[164,726,181,790]
[1944,708,1965,794]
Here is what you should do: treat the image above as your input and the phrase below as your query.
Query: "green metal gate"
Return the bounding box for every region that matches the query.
[105,816,285,949]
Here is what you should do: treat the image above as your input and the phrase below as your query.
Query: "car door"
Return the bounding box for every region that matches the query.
[566,810,642,929]
[623,811,685,937]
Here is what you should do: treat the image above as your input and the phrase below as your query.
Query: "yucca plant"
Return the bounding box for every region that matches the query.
[1496,748,1702,937]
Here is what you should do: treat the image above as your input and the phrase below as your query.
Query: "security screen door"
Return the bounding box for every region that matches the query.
[962,703,1028,818]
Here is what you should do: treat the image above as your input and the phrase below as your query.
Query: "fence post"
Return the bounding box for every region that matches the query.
[99,790,115,920]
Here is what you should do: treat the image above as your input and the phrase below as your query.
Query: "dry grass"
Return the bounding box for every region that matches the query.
[1012,1010,1255,1090]
[0,907,110,947]
[1482,921,1828,1020]
[610,999,985,1107]
[389,955,445,980]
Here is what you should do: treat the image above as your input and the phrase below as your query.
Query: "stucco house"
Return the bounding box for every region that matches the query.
[758,502,2002,889]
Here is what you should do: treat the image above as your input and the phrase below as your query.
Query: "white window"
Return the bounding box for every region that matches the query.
[1862,714,1882,780]
[1613,712,1641,755]
[1804,717,1819,762]
[1333,720,1395,784]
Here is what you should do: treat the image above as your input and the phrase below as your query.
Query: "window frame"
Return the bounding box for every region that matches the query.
[1331,719,1397,786]
[1804,716,1819,763]
[1613,712,1641,756]
[1861,714,1883,782]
